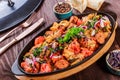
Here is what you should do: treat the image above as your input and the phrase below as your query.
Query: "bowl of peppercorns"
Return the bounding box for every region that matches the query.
[53,2,73,19]
[106,49,120,76]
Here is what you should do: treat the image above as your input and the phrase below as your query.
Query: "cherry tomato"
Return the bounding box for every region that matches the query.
[55,59,69,69]
[69,16,78,24]
[81,48,93,57]
[33,68,39,73]
[34,62,40,70]
[77,19,82,26]
[51,52,63,63]
[96,21,100,27]
[40,63,52,73]
[21,62,33,73]
[34,36,45,46]
[68,39,80,54]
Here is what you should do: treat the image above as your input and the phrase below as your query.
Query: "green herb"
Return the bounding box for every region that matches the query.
[49,48,54,52]
[99,15,102,18]
[87,19,97,28]
[59,46,64,50]
[33,45,44,57]
[103,26,107,31]
[39,60,46,64]
[63,27,84,42]
[57,27,84,43]
[29,63,33,68]
[93,17,97,21]
[23,56,29,60]
[58,37,64,44]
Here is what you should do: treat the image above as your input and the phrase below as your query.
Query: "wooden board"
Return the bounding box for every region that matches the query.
[15,22,118,80]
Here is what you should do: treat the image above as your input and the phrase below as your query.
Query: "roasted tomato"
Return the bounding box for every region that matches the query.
[81,48,93,57]
[69,16,78,24]
[95,31,107,44]
[55,59,69,69]
[77,19,83,26]
[34,36,45,46]
[51,52,63,63]
[34,62,40,71]
[41,63,52,73]
[21,62,33,73]
[68,39,81,54]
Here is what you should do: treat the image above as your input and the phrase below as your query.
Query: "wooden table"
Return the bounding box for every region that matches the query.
[0,0,120,80]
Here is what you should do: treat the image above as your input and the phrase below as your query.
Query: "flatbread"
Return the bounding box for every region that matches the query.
[65,0,104,13]
[87,0,105,10]
[66,0,87,13]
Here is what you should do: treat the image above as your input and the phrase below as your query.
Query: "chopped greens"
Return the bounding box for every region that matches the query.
[87,19,97,28]
[58,37,64,44]
[33,46,43,57]
[59,46,64,50]
[49,48,55,52]
[58,27,84,43]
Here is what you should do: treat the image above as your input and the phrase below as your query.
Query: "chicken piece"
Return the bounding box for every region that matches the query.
[69,16,79,24]
[80,37,98,51]
[50,22,59,31]
[45,35,54,43]
[53,28,63,38]
[45,31,54,37]
[82,13,95,25]
[21,62,33,73]
[87,13,96,20]
[86,37,98,51]
[63,47,75,61]
[68,23,76,29]
[81,47,93,57]
[71,53,84,65]
[55,59,69,69]
[95,31,108,44]
[41,63,52,73]
[59,20,70,28]
[51,53,63,63]
[29,44,42,53]
[104,32,109,38]
[68,39,81,54]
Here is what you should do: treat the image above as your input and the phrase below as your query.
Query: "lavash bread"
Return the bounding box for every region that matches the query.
[65,0,104,13]
[87,0,105,10]
[65,0,87,13]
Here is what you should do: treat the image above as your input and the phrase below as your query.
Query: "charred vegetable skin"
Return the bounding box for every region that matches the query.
[21,13,111,73]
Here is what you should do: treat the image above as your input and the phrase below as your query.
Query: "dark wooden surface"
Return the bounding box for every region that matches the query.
[0,0,120,80]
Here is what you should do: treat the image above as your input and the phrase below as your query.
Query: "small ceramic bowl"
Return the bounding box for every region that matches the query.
[53,2,73,20]
[106,50,120,76]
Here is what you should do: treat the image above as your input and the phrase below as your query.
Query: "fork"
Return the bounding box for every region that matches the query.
[0,12,37,42]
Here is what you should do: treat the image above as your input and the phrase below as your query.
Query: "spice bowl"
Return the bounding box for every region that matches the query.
[53,2,73,19]
[106,49,120,76]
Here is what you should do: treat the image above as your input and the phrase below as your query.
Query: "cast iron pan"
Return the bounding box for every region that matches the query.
[11,12,117,76]
[0,0,43,32]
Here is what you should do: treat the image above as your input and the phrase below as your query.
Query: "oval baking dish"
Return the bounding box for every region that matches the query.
[12,12,117,79]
